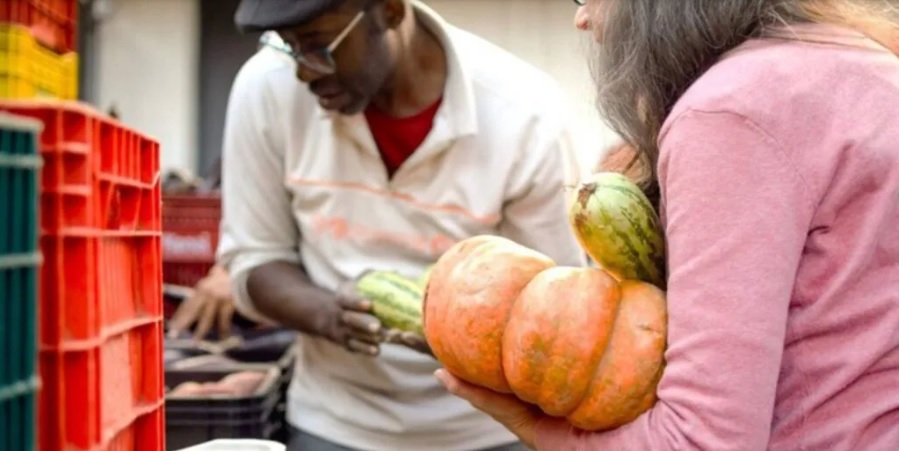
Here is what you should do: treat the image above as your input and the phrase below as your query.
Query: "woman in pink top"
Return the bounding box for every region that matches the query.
[435,0,899,450]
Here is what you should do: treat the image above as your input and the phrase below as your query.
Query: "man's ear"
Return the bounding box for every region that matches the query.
[379,0,408,30]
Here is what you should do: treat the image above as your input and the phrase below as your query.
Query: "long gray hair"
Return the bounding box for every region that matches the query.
[592,0,899,208]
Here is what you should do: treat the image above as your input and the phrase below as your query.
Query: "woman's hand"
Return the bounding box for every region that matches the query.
[435,369,564,449]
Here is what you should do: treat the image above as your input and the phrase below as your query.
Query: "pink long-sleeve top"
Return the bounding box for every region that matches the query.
[536,24,899,451]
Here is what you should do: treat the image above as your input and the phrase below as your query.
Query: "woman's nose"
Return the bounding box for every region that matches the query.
[574,6,591,31]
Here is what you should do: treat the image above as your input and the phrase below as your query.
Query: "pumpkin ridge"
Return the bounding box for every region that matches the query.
[564,306,624,428]
[501,267,621,418]
[575,274,624,413]
[566,280,667,430]
[564,277,630,428]
[551,269,620,417]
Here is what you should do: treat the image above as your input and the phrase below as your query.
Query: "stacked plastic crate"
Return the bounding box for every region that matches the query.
[161,195,221,290]
[0,0,79,100]
[0,112,42,451]
[0,100,165,450]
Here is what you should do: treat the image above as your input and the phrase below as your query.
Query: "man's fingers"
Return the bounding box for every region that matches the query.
[193,298,217,340]
[339,294,371,312]
[381,329,403,344]
[168,295,202,337]
[400,331,426,346]
[377,329,433,355]
[341,310,381,334]
[217,299,234,338]
[401,331,433,355]
[336,283,372,312]
[346,338,379,356]
[349,331,382,346]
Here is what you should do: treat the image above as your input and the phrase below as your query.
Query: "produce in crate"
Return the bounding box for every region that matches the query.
[569,171,666,287]
[168,370,266,397]
[423,174,669,431]
[356,270,425,335]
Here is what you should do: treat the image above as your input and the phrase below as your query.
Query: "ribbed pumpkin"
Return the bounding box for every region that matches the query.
[423,235,667,431]
[422,235,556,394]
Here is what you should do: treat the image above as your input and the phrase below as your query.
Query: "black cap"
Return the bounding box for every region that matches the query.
[235,0,342,32]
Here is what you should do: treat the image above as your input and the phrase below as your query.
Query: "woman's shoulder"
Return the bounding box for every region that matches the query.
[665,23,899,135]
[659,23,899,225]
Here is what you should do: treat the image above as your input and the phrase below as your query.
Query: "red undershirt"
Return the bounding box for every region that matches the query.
[364,97,443,178]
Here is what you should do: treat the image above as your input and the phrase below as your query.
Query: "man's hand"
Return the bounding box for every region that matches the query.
[323,281,385,356]
[325,279,433,357]
[383,329,433,356]
[169,265,236,340]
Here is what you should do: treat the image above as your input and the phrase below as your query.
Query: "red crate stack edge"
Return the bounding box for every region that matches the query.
[0,0,78,53]
[0,100,165,451]
[161,194,221,287]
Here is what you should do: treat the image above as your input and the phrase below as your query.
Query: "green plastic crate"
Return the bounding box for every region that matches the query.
[0,111,43,451]
[0,377,40,451]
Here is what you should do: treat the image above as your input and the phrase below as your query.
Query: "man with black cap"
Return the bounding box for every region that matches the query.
[218,0,587,450]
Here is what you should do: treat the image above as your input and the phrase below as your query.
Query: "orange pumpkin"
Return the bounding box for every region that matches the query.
[422,235,556,393]
[424,235,667,431]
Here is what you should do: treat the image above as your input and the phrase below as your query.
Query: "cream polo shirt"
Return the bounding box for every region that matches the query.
[217,2,587,450]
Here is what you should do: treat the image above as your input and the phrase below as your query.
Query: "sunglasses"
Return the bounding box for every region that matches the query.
[573,0,586,5]
[260,9,366,75]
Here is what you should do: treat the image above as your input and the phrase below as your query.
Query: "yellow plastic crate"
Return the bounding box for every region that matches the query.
[0,23,78,100]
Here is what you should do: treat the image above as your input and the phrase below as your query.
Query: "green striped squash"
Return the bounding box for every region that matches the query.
[569,172,666,288]
[356,270,425,335]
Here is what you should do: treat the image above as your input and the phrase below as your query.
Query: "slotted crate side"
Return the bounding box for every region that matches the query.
[0,101,165,451]
[0,101,161,233]
[1,101,164,350]
[38,321,165,451]
[0,0,78,54]
[0,111,42,451]
[39,234,162,349]
[104,406,165,451]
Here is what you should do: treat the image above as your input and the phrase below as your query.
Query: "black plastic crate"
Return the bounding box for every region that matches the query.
[221,333,296,411]
[165,364,283,451]
[222,333,296,445]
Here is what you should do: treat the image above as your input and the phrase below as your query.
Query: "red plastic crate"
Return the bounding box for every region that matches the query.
[0,100,161,233]
[0,100,165,451]
[0,0,78,53]
[37,322,165,451]
[161,194,221,287]
[39,234,162,348]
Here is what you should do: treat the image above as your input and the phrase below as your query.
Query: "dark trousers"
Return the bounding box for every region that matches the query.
[287,426,530,451]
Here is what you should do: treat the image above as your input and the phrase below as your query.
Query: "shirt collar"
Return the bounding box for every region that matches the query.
[412,0,479,137]
[323,0,479,139]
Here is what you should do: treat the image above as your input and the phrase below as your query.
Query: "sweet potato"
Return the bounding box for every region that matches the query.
[217,371,266,396]
[169,381,205,396]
